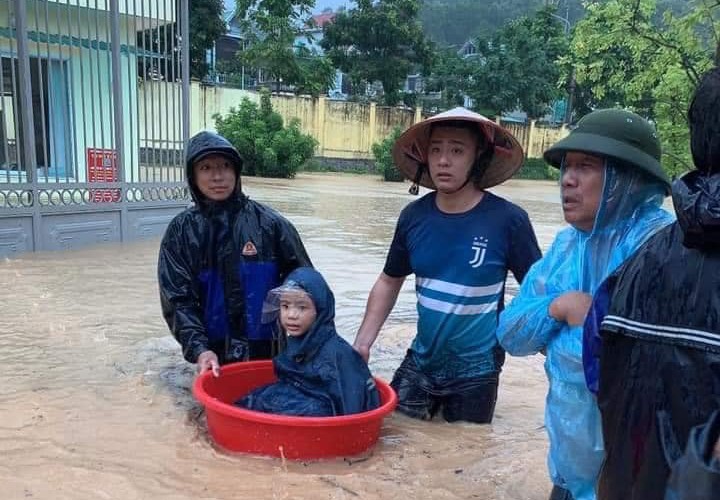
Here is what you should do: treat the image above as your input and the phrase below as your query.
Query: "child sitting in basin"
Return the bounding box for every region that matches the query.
[236,267,381,417]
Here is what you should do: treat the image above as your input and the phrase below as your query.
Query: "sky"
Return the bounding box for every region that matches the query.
[312,0,349,12]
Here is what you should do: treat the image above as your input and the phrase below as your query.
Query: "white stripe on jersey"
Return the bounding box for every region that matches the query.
[416,276,504,298]
[417,294,498,315]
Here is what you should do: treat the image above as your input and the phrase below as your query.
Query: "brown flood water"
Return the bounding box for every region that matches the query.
[0,174,567,500]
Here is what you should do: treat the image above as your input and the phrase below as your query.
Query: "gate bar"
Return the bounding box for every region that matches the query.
[181,0,190,147]
[14,0,40,251]
[109,0,128,240]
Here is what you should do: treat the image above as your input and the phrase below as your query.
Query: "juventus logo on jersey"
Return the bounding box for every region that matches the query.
[469,236,488,268]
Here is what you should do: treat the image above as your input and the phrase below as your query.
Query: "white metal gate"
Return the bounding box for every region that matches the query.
[0,0,191,257]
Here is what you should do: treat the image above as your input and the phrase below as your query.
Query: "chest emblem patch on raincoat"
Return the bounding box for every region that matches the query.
[469,236,488,268]
[242,241,258,256]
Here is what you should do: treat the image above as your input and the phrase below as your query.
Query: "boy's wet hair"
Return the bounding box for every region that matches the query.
[429,119,494,188]
[689,67,720,174]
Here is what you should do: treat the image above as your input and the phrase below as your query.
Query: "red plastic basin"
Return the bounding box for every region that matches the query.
[192,360,397,459]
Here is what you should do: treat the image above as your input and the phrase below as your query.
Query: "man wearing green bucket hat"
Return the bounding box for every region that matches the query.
[496,109,675,500]
[353,107,542,424]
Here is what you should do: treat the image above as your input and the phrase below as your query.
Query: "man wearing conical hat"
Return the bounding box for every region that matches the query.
[353,107,542,424]
[496,109,675,500]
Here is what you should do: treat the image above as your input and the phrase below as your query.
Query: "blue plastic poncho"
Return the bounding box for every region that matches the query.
[237,267,380,417]
[496,161,674,500]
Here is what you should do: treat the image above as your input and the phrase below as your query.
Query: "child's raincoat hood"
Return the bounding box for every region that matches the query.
[240,267,380,417]
[266,267,337,364]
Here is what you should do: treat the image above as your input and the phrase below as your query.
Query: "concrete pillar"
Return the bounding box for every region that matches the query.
[527,119,537,158]
[368,102,377,151]
[316,96,326,156]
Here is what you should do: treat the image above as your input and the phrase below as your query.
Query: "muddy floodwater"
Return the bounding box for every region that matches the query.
[1,174,577,500]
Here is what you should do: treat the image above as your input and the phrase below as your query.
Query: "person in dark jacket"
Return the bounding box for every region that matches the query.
[158,131,312,377]
[583,67,720,499]
[237,267,380,417]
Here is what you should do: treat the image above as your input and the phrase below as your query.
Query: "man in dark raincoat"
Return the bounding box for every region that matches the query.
[238,267,380,417]
[584,67,720,500]
[158,131,312,376]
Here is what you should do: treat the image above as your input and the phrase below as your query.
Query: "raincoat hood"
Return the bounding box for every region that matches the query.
[185,131,244,204]
[565,159,668,289]
[593,159,665,219]
[672,171,720,250]
[270,267,336,364]
[239,266,380,417]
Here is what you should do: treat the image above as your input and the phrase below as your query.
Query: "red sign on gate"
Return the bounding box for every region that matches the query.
[87,148,121,203]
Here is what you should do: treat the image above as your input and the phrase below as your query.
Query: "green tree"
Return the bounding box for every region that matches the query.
[136,0,226,81]
[235,0,336,96]
[371,127,405,182]
[568,0,718,175]
[293,44,338,97]
[189,0,227,79]
[214,90,317,178]
[321,0,434,105]
[466,6,570,119]
[419,0,587,46]
[422,48,472,112]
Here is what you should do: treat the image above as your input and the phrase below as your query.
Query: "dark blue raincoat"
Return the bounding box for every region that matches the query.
[238,267,381,417]
[158,131,312,364]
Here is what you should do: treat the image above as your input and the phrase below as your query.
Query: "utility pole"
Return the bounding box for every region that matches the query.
[562,2,575,124]
[550,0,574,124]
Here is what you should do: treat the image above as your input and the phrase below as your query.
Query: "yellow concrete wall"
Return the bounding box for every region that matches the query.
[501,120,569,159]
[375,106,415,143]
[323,100,372,158]
[141,83,569,160]
[176,84,422,160]
[528,124,569,158]
[269,94,319,146]
[191,84,260,132]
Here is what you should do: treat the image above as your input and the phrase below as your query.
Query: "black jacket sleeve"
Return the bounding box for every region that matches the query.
[274,216,312,279]
[158,219,209,363]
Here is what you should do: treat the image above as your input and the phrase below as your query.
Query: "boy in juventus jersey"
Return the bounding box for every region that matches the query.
[353,107,541,423]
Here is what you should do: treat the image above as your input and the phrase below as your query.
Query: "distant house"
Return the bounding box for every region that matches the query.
[458,39,478,59]
[205,3,253,87]
[207,6,345,94]
[208,5,419,101]
[294,9,346,98]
